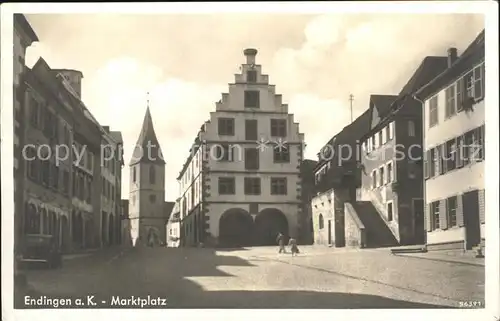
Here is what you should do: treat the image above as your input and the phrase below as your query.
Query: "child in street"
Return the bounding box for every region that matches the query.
[288,237,299,256]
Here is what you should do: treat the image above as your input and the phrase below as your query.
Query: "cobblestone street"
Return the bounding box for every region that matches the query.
[17,246,485,309]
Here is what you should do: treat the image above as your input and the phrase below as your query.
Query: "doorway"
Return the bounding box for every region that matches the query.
[463,190,481,250]
[412,199,425,244]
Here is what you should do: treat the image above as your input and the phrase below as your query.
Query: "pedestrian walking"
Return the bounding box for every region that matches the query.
[276,233,286,253]
[288,237,300,256]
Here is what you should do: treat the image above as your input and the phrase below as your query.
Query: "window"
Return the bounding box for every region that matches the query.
[245,148,260,170]
[387,162,393,182]
[26,148,38,181]
[371,135,377,149]
[433,147,441,176]
[379,166,385,185]
[429,96,438,127]
[215,144,234,162]
[319,214,324,229]
[271,177,287,195]
[149,166,156,184]
[378,131,383,146]
[387,202,393,221]
[464,71,474,99]
[385,125,391,142]
[447,196,457,227]
[50,163,59,190]
[382,127,387,144]
[149,194,156,203]
[29,97,40,128]
[133,166,136,183]
[408,160,416,179]
[371,170,377,188]
[41,160,50,186]
[218,118,234,136]
[431,201,440,230]
[444,139,457,172]
[273,143,290,163]
[270,119,287,137]
[245,119,258,140]
[473,64,483,100]
[218,177,235,195]
[62,170,69,195]
[389,122,394,140]
[244,90,260,108]
[244,177,261,195]
[247,70,257,83]
[408,120,416,137]
[445,84,456,118]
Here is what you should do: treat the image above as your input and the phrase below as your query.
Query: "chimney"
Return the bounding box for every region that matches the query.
[243,48,258,65]
[54,69,84,97]
[447,48,458,68]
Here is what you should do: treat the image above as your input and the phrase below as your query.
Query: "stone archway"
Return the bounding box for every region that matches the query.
[219,208,254,248]
[146,227,160,247]
[254,208,289,246]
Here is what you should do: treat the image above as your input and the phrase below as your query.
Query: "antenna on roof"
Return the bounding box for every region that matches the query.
[349,94,354,123]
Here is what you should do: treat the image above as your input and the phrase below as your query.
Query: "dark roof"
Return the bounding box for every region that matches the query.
[164,201,175,220]
[370,94,398,120]
[315,108,371,170]
[14,14,39,42]
[399,56,449,96]
[416,29,485,100]
[130,107,165,166]
[109,131,123,144]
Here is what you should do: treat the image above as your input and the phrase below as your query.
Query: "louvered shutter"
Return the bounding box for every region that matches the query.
[439,199,448,230]
[457,194,465,227]
[479,189,485,224]
[457,77,465,112]
[426,203,432,232]
[457,135,464,168]
[424,150,430,179]
[435,146,443,175]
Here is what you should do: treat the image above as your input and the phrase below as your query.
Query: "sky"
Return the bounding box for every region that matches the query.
[24,13,484,201]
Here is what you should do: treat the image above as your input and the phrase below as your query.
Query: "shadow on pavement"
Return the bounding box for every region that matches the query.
[15,246,453,309]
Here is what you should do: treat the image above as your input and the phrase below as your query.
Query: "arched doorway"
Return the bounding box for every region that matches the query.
[218,208,254,247]
[146,227,160,247]
[108,214,115,245]
[254,208,289,246]
[61,215,70,253]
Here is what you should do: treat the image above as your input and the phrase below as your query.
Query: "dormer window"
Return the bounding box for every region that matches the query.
[247,70,257,83]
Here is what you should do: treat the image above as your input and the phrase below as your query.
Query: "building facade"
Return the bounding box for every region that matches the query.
[99,128,123,246]
[417,31,485,251]
[14,13,39,259]
[299,159,317,245]
[311,110,369,248]
[128,107,168,246]
[178,48,305,247]
[166,199,181,247]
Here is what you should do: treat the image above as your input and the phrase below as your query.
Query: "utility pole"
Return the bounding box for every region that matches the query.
[349,94,354,123]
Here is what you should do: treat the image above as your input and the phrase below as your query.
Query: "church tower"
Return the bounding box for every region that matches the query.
[128,102,166,246]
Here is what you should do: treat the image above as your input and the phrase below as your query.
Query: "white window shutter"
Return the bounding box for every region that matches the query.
[382,127,387,144]
[389,122,395,139]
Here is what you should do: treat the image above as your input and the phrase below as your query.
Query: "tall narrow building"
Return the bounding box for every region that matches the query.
[128,106,166,246]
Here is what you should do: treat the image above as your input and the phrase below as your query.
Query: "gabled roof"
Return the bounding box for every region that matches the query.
[370,94,398,121]
[314,108,371,170]
[130,107,165,166]
[399,56,449,96]
[416,29,485,100]
[163,201,176,221]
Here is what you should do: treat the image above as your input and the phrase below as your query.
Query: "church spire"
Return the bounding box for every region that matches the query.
[129,93,165,165]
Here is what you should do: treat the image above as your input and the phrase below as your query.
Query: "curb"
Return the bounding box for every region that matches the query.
[394,253,485,267]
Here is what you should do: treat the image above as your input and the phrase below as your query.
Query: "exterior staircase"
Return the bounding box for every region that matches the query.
[350,201,399,248]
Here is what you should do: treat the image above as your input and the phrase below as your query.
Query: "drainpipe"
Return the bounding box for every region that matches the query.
[412,95,427,249]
